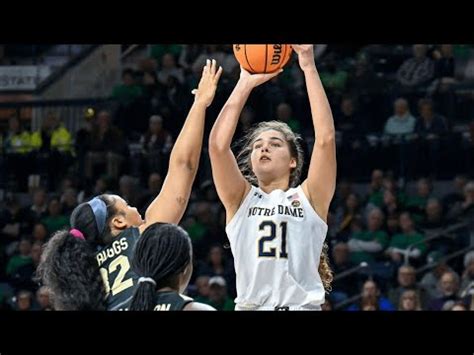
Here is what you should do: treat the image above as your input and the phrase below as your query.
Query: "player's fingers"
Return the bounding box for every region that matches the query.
[214,66,223,83]
[211,58,217,75]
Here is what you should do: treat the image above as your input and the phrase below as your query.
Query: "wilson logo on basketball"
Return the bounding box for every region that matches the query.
[232,44,293,74]
[271,45,282,65]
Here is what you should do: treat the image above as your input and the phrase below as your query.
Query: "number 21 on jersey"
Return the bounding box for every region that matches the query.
[258,221,288,258]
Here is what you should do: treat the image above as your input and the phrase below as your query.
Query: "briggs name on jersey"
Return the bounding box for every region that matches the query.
[247,204,304,218]
[96,237,129,266]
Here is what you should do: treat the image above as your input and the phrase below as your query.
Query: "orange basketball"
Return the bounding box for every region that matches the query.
[233,44,293,74]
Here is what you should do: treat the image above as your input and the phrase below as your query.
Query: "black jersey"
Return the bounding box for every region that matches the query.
[153,291,194,311]
[95,227,141,310]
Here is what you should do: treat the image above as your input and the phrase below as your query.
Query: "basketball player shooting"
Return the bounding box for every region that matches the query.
[208,44,335,310]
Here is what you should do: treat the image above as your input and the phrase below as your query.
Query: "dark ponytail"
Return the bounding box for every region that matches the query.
[36,194,125,310]
[70,194,122,245]
[37,229,106,310]
[130,223,192,311]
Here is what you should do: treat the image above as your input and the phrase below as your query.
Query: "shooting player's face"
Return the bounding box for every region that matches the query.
[111,195,144,228]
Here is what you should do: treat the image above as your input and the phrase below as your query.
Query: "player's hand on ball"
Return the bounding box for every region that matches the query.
[291,44,316,72]
[238,66,282,89]
[193,59,223,107]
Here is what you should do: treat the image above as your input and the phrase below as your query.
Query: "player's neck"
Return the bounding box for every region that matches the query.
[258,178,290,194]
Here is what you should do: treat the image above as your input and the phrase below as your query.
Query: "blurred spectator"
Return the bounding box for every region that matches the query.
[381,190,402,222]
[396,44,434,89]
[139,115,173,175]
[384,98,416,136]
[157,53,185,86]
[428,271,461,310]
[193,275,211,304]
[40,197,69,235]
[112,68,145,136]
[32,223,48,244]
[155,74,192,136]
[14,290,34,311]
[398,289,422,310]
[366,169,384,208]
[10,241,42,292]
[196,245,234,291]
[335,97,367,178]
[30,112,73,160]
[6,239,32,278]
[386,212,426,264]
[388,265,429,308]
[431,44,457,117]
[330,243,360,303]
[447,181,474,221]
[433,44,455,80]
[21,188,48,231]
[386,212,401,237]
[35,286,52,311]
[235,106,255,140]
[415,99,449,135]
[360,296,379,310]
[442,174,468,213]
[405,177,433,223]
[276,102,300,134]
[138,173,163,215]
[335,96,365,140]
[334,193,362,241]
[0,196,22,246]
[205,276,235,311]
[178,45,204,74]
[414,99,449,177]
[191,45,237,77]
[419,198,447,230]
[3,115,32,190]
[319,53,349,99]
[111,68,143,106]
[347,280,395,311]
[348,208,388,264]
[150,44,182,65]
[420,251,455,299]
[85,110,127,180]
[118,175,140,210]
[331,179,354,212]
[60,188,78,216]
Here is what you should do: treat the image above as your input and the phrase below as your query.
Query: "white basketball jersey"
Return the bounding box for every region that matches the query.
[226,184,328,309]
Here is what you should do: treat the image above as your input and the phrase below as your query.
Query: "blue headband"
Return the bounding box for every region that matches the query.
[87,197,107,235]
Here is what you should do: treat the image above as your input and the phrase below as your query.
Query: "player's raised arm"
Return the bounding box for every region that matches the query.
[208,67,282,222]
[295,45,337,223]
[139,59,222,232]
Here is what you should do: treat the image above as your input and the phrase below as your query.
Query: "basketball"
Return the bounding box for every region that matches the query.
[233,44,293,74]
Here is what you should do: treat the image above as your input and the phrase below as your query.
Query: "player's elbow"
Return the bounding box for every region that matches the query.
[208,137,228,155]
[170,155,198,174]
[315,132,335,147]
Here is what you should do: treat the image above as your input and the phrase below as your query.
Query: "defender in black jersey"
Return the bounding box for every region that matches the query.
[129,222,215,311]
[38,59,223,310]
[95,225,141,310]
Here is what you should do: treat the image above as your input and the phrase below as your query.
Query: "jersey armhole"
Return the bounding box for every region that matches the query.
[297,185,328,229]
[225,185,256,229]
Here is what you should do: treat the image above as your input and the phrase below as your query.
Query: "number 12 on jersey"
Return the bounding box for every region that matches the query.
[258,221,288,258]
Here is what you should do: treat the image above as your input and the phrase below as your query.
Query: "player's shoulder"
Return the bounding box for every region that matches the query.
[183,302,216,311]
[121,226,141,239]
